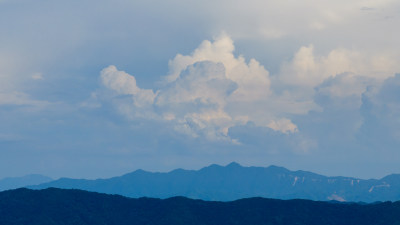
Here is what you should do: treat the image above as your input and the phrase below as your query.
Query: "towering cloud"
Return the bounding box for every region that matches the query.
[100,34,301,141]
[99,31,400,156]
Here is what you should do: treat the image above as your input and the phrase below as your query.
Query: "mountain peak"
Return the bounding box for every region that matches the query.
[266,165,290,172]
[226,162,242,168]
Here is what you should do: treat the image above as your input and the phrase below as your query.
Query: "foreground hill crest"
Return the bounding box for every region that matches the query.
[2,188,400,225]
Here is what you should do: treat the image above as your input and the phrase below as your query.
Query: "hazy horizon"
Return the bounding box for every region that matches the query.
[1,161,398,181]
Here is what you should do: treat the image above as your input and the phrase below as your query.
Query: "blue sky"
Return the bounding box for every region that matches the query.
[1,0,400,179]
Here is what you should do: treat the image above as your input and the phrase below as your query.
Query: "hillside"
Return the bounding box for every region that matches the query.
[1,188,400,225]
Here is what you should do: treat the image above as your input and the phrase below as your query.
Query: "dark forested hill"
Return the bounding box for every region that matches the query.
[1,188,400,225]
[30,162,400,202]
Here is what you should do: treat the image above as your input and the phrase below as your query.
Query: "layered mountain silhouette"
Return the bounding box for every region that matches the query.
[0,174,52,191]
[30,162,400,202]
[1,188,400,225]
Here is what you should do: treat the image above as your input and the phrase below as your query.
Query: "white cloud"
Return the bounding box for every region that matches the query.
[358,74,400,143]
[316,74,376,101]
[274,44,400,111]
[100,65,156,108]
[268,118,298,134]
[279,45,398,88]
[101,34,299,140]
[167,33,271,102]
[100,32,400,143]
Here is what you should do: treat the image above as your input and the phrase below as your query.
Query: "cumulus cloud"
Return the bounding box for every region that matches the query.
[272,44,400,121]
[101,65,156,107]
[100,34,300,141]
[358,74,400,147]
[99,33,400,146]
[279,45,398,89]
[290,74,374,153]
[99,65,157,120]
[287,72,400,159]
[166,33,271,102]
[268,118,298,134]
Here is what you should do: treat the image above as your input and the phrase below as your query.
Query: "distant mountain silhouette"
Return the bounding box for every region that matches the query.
[0,174,52,191]
[1,188,400,225]
[30,162,400,202]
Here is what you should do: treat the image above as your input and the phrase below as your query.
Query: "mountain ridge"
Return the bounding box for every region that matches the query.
[29,162,400,202]
[0,174,53,191]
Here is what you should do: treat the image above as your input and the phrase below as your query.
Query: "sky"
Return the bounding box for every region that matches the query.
[1,0,400,179]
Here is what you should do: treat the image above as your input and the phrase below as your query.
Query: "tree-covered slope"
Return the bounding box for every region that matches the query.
[1,188,400,225]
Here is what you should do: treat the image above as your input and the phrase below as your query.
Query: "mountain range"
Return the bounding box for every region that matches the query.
[0,174,52,192]
[29,162,400,202]
[2,188,400,225]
